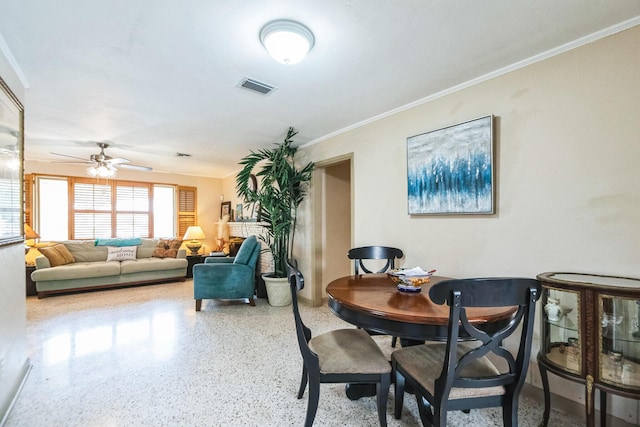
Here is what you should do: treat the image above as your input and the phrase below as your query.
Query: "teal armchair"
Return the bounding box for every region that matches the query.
[193,235,261,311]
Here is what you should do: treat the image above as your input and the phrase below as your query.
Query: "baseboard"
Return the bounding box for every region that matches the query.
[522,384,636,427]
[0,359,31,427]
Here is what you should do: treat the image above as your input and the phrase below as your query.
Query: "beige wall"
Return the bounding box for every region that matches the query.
[0,42,29,423]
[24,161,224,253]
[296,26,640,423]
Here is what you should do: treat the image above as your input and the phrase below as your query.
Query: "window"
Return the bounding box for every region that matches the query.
[32,175,192,241]
[0,175,21,239]
[115,183,150,238]
[73,180,112,239]
[35,176,69,241]
[154,185,175,238]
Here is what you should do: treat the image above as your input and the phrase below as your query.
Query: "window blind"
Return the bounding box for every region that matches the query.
[73,182,112,239]
[177,186,197,238]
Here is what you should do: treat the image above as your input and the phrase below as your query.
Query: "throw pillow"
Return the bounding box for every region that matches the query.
[106,246,138,262]
[39,244,75,267]
[152,239,182,258]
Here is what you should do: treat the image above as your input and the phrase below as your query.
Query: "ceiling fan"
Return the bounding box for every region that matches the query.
[51,142,153,176]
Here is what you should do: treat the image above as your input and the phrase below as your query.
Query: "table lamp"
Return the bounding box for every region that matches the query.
[24,224,41,265]
[183,226,206,256]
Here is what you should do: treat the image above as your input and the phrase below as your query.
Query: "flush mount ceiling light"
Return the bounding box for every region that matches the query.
[259,19,315,65]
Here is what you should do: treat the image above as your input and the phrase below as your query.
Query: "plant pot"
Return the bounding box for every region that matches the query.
[263,274,291,307]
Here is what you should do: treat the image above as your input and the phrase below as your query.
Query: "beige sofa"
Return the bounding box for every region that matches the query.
[31,239,188,298]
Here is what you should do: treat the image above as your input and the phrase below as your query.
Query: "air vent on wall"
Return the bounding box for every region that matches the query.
[237,77,277,95]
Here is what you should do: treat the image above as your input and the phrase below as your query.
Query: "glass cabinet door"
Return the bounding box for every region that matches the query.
[599,294,640,389]
[541,286,581,374]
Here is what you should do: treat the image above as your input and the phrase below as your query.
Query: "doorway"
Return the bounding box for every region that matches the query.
[312,156,352,306]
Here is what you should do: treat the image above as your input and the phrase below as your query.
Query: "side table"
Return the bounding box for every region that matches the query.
[186,255,206,278]
[25,264,37,296]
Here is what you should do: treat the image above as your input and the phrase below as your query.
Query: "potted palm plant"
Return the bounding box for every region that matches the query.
[236,127,314,306]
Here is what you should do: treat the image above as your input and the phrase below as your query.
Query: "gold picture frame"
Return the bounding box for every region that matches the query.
[220,201,231,220]
[0,76,24,247]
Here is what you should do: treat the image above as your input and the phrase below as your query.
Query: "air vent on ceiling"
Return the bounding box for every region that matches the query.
[237,77,277,95]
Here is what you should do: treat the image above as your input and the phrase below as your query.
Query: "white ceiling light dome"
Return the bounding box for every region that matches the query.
[260,19,315,65]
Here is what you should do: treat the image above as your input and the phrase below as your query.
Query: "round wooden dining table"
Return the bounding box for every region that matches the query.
[326,273,517,344]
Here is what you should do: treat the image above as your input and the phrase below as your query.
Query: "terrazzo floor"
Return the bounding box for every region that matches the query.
[6,280,586,426]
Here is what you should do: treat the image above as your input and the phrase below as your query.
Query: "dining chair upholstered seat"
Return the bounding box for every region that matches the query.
[347,245,404,347]
[392,277,541,427]
[309,329,392,375]
[287,260,391,427]
[392,343,505,400]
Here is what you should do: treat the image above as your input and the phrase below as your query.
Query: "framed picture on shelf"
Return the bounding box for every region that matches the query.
[220,201,231,219]
[407,115,494,215]
[0,76,24,248]
[235,204,243,221]
[251,202,261,222]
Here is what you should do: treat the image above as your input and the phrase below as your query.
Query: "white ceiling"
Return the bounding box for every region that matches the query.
[1,1,639,178]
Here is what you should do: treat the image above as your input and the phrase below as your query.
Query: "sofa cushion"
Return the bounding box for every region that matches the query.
[39,244,75,267]
[32,261,121,281]
[137,239,158,259]
[153,239,182,258]
[120,257,188,274]
[95,237,142,246]
[61,240,108,262]
[106,246,137,262]
[233,236,258,265]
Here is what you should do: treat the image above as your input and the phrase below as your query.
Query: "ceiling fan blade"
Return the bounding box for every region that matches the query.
[105,157,130,165]
[118,163,153,172]
[51,160,94,165]
[51,152,93,162]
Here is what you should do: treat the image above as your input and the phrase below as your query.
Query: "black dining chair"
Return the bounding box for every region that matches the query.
[348,246,404,347]
[286,259,391,427]
[347,246,404,274]
[391,277,541,427]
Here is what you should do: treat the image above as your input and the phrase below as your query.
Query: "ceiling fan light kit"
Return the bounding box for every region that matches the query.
[87,162,117,178]
[260,19,314,65]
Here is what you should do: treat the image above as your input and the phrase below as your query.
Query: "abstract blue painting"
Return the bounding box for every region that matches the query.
[407,115,494,214]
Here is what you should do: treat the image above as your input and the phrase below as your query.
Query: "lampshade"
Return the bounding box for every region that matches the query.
[183,226,206,256]
[183,226,206,240]
[24,223,40,240]
[24,224,41,264]
[260,19,315,65]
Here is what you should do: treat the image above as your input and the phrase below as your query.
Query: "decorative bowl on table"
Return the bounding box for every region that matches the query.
[388,268,435,293]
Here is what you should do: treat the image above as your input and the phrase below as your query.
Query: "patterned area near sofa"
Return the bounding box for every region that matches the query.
[31,238,188,298]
